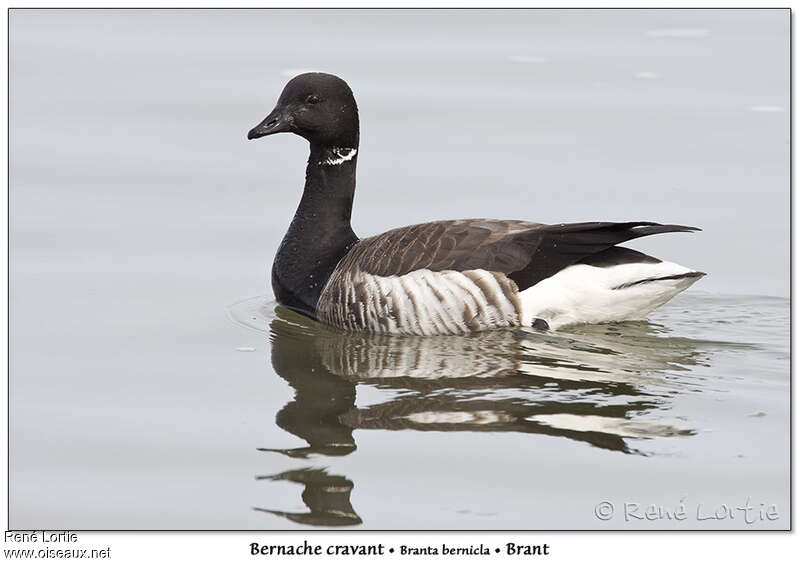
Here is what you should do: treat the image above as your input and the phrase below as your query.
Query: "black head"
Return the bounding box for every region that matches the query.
[247,73,359,148]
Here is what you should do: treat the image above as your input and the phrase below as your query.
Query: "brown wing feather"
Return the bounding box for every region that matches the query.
[339,219,539,276]
[337,219,700,292]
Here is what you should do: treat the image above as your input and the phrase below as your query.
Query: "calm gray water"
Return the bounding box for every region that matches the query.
[10,9,789,529]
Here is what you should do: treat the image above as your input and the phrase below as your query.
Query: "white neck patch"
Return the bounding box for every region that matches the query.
[319,147,357,166]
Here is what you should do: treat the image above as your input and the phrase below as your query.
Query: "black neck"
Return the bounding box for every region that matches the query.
[272,143,359,318]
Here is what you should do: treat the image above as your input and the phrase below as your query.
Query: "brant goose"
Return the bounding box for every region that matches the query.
[248,73,704,335]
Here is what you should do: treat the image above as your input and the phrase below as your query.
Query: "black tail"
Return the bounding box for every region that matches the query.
[509,222,701,291]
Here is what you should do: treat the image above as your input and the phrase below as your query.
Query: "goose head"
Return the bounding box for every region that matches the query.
[247,72,359,149]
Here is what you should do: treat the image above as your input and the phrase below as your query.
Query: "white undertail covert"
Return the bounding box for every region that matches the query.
[520,260,704,330]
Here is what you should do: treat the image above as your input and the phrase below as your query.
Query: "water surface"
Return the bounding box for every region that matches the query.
[223,292,788,529]
[9,9,789,530]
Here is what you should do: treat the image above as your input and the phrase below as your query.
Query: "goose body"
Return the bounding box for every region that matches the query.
[248,73,704,335]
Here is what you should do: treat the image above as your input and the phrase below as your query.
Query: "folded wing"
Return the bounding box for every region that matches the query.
[340,219,700,291]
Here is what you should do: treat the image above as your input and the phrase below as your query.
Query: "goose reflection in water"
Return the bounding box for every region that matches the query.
[234,300,736,527]
[254,468,361,527]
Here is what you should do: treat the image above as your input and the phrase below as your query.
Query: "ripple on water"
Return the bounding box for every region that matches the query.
[228,293,782,459]
[645,28,710,38]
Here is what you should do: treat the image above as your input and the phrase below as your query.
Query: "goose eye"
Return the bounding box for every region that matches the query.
[305,94,320,105]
